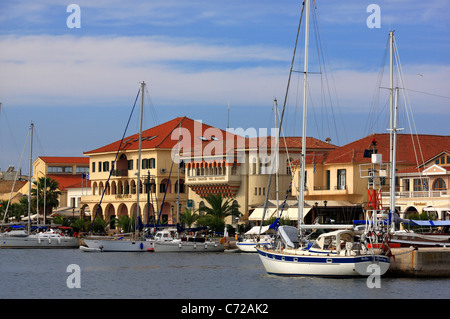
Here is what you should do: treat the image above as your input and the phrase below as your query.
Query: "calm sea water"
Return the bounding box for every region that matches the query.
[0,249,449,301]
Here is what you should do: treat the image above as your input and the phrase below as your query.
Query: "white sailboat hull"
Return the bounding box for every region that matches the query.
[256,247,390,277]
[236,240,272,253]
[152,240,224,252]
[82,239,154,252]
[0,234,79,249]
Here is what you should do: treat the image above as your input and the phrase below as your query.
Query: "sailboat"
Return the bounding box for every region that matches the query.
[0,122,79,249]
[256,0,390,277]
[81,82,155,252]
[380,33,450,248]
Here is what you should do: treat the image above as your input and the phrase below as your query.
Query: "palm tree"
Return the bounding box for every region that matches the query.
[30,177,62,218]
[180,208,199,228]
[197,193,241,233]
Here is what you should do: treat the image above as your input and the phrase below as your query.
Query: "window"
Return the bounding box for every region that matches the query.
[103,161,109,172]
[413,178,428,191]
[403,179,410,191]
[48,166,72,173]
[76,166,89,173]
[286,159,292,175]
[142,159,148,169]
[98,162,102,172]
[326,170,330,190]
[92,162,96,173]
[128,160,133,170]
[433,178,446,190]
[337,169,346,190]
[175,180,185,193]
[48,166,62,173]
[142,158,156,169]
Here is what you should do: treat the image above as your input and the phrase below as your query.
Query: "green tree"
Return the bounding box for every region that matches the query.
[180,208,199,228]
[90,218,109,234]
[1,197,32,222]
[52,214,70,226]
[71,218,90,233]
[117,214,138,233]
[196,193,241,233]
[30,177,62,217]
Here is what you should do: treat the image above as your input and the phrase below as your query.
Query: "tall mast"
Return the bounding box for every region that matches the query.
[136,81,145,235]
[388,31,397,231]
[274,98,279,217]
[28,122,34,233]
[298,0,310,228]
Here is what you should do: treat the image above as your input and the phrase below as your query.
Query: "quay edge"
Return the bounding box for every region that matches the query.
[387,247,450,277]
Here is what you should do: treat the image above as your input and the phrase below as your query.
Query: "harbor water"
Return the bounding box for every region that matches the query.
[1,249,449,300]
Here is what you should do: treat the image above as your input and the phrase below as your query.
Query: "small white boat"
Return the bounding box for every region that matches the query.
[81,237,154,252]
[0,228,79,249]
[149,229,224,252]
[236,226,273,253]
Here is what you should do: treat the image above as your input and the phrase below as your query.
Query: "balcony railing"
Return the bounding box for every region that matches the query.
[111,169,128,177]
[382,190,449,199]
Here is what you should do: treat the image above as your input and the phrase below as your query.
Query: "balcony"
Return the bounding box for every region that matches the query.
[382,190,449,199]
[111,169,128,177]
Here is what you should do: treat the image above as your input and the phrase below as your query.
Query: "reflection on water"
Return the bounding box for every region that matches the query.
[0,249,449,299]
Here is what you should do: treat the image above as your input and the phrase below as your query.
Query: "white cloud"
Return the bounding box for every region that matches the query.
[0,34,448,116]
[0,35,289,107]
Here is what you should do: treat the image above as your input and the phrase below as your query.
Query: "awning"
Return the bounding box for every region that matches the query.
[248,200,312,222]
[245,225,271,235]
[247,200,359,222]
[410,220,450,227]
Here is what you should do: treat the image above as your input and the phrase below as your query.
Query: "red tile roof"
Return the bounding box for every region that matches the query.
[84,117,243,156]
[247,136,337,151]
[47,174,91,191]
[84,117,337,158]
[324,133,450,165]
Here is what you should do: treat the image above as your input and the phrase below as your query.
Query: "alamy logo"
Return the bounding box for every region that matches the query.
[170,121,280,173]
[366,264,381,288]
[66,4,81,29]
[366,4,381,29]
[66,264,81,288]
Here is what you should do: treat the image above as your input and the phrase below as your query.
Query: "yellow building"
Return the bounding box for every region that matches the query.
[17,156,90,220]
[384,150,450,221]
[82,116,337,228]
[292,133,450,224]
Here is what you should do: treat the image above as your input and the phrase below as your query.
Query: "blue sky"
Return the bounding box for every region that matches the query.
[0,0,449,174]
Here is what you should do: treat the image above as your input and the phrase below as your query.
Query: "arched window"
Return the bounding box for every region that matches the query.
[175,179,185,193]
[433,178,446,190]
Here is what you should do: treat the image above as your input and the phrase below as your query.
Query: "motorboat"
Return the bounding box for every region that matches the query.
[149,228,224,252]
[236,226,273,253]
[0,227,79,249]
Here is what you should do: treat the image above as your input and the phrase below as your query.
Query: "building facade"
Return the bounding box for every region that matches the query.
[82,116,337,227]
[291,133,450,224]
[383,150,450,221]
